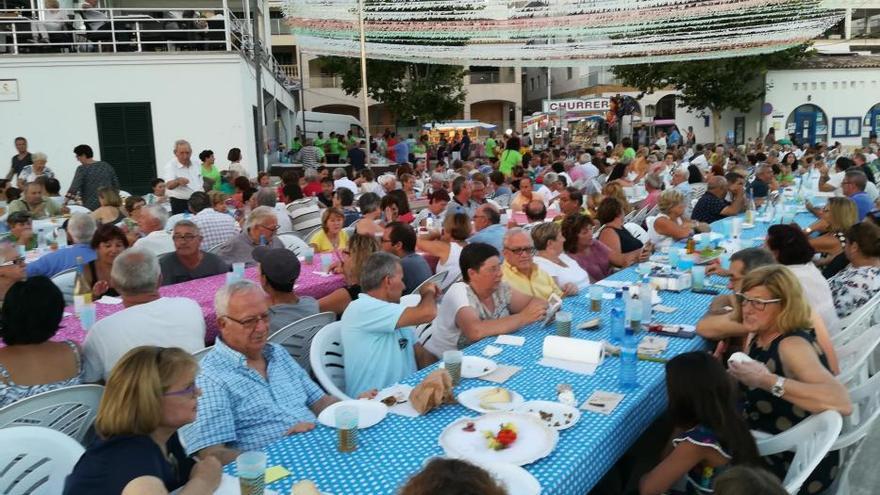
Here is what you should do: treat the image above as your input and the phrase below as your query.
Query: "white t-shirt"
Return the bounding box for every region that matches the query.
[826,171,845,194]
[425,281,472,358]
[534,253,590,290]
[334,177,358,194]
[435,242,463,290]
[162,158,204,200]
[133,230,175,257]
[786,263,841,336]
[82,297,206,381]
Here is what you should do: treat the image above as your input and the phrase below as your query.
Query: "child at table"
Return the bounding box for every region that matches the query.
[639,352,760,495]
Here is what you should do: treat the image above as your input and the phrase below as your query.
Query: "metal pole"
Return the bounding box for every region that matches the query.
[222,0,230,51]
[358,0,370,143]
[297,46,307,139]
[252,0,265,173]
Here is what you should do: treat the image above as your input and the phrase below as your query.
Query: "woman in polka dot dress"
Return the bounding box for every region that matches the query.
[728,265,852,495]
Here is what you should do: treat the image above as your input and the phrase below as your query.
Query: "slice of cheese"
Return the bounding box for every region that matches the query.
[479,387,511,409]
[291,480,321,495]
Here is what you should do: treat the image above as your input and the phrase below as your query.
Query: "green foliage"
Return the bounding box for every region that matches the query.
[317,57,467,125]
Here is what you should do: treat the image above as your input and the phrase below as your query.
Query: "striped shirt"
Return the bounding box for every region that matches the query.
[298,146,321,169]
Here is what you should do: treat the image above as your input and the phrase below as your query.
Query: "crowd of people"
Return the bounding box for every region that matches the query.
[0,125,879,494]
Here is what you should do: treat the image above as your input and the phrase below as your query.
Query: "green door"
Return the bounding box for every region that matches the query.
[95,103,156,195]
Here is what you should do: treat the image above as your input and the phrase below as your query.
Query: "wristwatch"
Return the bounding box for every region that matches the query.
[771,376,786,398]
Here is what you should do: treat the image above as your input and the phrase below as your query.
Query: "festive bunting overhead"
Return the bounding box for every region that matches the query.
[282,0,843,66]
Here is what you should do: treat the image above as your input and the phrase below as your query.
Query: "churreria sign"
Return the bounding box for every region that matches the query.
[543,98,611,113]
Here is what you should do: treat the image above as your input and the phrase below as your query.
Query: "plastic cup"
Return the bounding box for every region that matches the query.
[668,247,680,268]
[335,405,359,453]
[236,451,267,495]
[692,265,706,291]
[720,253,732,271]
[589,286,603,312]
[320,253,332,273]
[555,311,572,337]
[79,304,96,332]
[443,350,463,386]
[303,247,314,265]
[731,217,742,238]
[676,250,693,271]
[638,262,651,276]
[233,262,245,278]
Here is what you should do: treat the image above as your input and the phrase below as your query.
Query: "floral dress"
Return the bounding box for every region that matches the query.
[671,425,732,494]
[828,265,880,319]
[743,330,837,495]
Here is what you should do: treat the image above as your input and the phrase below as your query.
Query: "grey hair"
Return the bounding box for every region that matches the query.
[246,206,277,230]
[756,164,772,175]
[304,168,318,181]
[141,205,169,226]
[730,248,776,274]
[358,192,381,214]
[358,252,401,292]
[378,174,397,188]
[173,139,191,151]
[844,169,867,191]
[503,227,533,248]
[332,168,347,179]
[544,172,559,185]
[214,279,265,317]
[579,153,590,163]
[256,187,278,207]
[31,152,48,163]
[674,168,689,179]
[110,248,160,296]
[67,213,97,244]
[644,173,663,190]
[173,219,201,236]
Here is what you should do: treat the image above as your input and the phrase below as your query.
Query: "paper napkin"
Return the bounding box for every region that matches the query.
[482,345,503,357]
[479,365,521,384]
[96,296,122,305]
[638,336,669,356]
[580,391,624,415]
[375,384,419,417]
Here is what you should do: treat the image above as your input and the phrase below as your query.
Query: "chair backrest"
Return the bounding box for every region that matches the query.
[690,182,708,199]
[0,426,85,495]
[287,197,322,236]
[835,323,880,387]
[834,291,880,347]
[417,322,434,346]
[164,212,188,232]
[630,205,651,227]
[192,346,213,361]
[276,231,310,256]
[65,205,90,215]
[755,410,843,495]
[834,371,880,452]
[308,321,350,400]
[268,312,336,376]
[0,384,104,445]
[50,268,77,306]
[343,219,359,238]
[205,242,223,254]
[623,222,650,244]
[303,226,322,245]
[410,271,448,295]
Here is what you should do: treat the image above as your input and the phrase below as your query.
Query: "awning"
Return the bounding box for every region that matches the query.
[423,120,497,131]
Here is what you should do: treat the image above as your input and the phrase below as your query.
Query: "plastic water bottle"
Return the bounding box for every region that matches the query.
[626,288,642,331]
[610,290,625,344]
[618,327,639,389]
[639,275,653,326]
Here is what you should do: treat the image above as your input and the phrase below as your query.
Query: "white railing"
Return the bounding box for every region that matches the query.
[0,6,296,90]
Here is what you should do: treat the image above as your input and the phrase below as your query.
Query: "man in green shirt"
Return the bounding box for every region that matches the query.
[314,131,327,150]
[485,131,497,159]
[7,182,62,219]
[621,137,636,161]
[289,137,303,154]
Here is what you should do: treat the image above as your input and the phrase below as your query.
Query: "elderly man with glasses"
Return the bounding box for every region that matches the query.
[181,280,375,465]
[840,169,875,221]
[501,228,577,300]
[216,206,284,265]
[159,220,230,285]
[691,175,745,224]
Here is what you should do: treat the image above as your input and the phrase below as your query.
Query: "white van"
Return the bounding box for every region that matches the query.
[294,111,366,141]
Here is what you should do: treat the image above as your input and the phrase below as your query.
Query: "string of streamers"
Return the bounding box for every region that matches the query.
[282,0,843,66]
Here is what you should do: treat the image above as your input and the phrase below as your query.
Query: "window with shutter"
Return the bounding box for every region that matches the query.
[95,102,156,195]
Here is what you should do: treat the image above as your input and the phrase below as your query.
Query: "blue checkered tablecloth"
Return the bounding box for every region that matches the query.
[223,208,822,495]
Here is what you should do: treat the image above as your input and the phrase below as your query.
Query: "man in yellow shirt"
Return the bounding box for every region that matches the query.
[501,228,577,299]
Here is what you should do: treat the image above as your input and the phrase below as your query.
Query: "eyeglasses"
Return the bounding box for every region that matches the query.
[735,293,782,311]
[0,257,25,267]
[256,224,280,232]
[222,312,271,331]
[172,234,201,242]
[163,383,200,398]
[504,246,535,256]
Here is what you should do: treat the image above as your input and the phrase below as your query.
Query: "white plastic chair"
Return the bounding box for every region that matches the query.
[276,231,310,256]
[192,346,213,361]
[65,205,90,215]
[50,267,77,306]
[833,291,880,348]
[268,312,336,375]
[118,190,131,199]
[164,212,188,232]
[0,384,104,445]
[410,271,448,295]
[825,372,880,494]
[0,426,85,495]
[834,323,880,387]
[623,222,650,244]
[755,410,843,495]
[308,321,351,400]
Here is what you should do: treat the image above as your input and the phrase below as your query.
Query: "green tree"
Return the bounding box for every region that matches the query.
[317,57,467,127]
[611,45,811,143]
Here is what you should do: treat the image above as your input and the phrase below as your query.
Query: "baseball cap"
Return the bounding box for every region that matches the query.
[252,246,301,286]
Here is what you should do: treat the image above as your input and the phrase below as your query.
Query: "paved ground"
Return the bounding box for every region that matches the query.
[846,419,880,494]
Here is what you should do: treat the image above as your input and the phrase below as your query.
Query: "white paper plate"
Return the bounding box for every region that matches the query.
[515,400,581,431]
[483,462,542,495]
[457,386,525,413]
[741,222,755,229]
[440,356,498,378]
[693,232,723,244]
[317,400,388,429]
[439,412,558,466]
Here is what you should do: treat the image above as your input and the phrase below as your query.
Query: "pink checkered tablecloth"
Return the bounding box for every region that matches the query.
[34,266,345,348]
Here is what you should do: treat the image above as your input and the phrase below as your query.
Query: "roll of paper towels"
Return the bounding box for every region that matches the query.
[542,336,604,365]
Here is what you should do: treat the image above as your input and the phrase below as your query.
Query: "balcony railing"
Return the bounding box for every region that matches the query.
[280,63,298,79]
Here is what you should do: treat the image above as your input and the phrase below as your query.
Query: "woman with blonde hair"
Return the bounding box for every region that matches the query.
[806,197,858,278]
[319,232,380,315]
[601,181,633,215]
[309,207,348,256]
[64,346,221,494]
[728,265,851,494]
[648,189,709,251]
[91,187,127,225]
[417,212,472,289]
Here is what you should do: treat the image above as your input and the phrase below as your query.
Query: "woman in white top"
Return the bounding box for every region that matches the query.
[647,189,708,251]
[424,242,547,358]
[416,212,471,290]
[531,222,590,290]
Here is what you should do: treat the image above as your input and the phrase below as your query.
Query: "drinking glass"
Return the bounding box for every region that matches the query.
[79,303,96,332]
[320,253,332,273]
[237,451,267,495]
[589,286,603,312]
[677,251,693,272]
[692,265,706,291]
[233,262,245,279]
[638,262,651,276]
[668,247,680,268]
[731,217,742,238]
[443,350,463,386]
[303,247,315,265]
[335,405,359,453]
[555,311,572,337]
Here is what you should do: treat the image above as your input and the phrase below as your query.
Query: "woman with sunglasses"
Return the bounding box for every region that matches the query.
[64,346,221,495]
[0,277,82,408]
[728,265,851,494]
